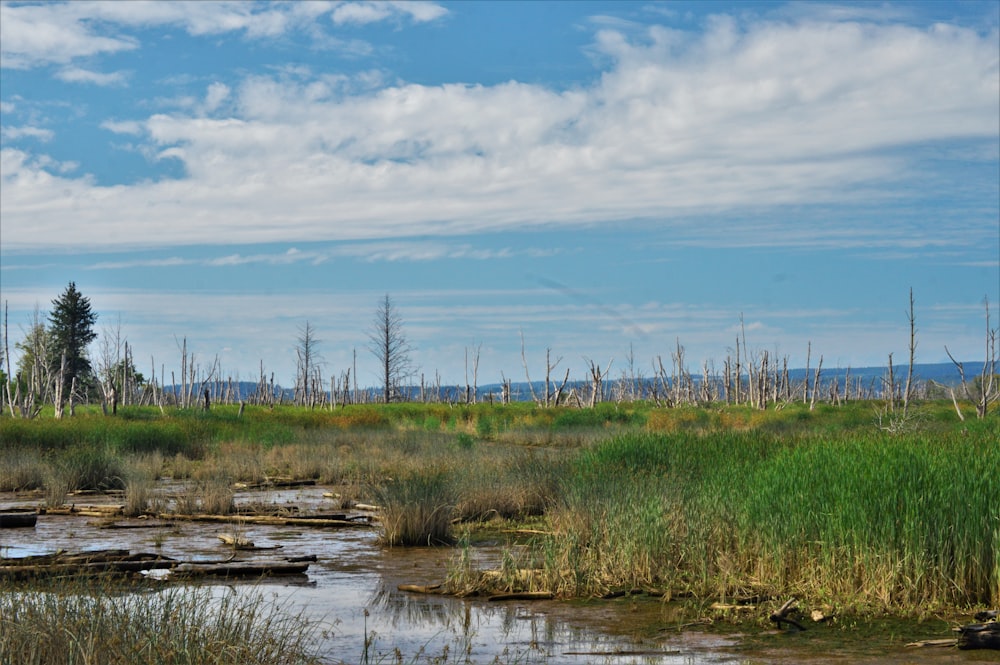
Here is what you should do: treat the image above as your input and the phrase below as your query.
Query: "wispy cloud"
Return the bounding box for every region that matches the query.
[331,1,448,26]
[55,66,129,87]
[1,1,448,69]
[1,126,54,142]
[79,242,557,271]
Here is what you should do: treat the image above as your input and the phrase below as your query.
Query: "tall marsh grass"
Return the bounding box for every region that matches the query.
[540,428,1000,610]
[375,468,457,546]
[0,580,320,665]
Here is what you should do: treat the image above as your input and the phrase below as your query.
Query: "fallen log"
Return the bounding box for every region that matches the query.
[99,520,176,529]
[398,583,444,594]
[43,505,125,517]
[156,513,371,528]
[2,549,131,566]
[487,591,554,601]
[0,509,38,528]
[957,621,1000,650]
[232,478,316,490]
[905,638,957,648]
[170,561,310,578]
[218,533,285,551]
[769,598,806,631]
[0,552,178,580]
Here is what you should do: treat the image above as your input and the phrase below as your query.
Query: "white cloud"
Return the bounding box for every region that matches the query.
[101,120,144,135]
[77,242,547,270]
[55,66,129,86]
[1,1,448,69]
[331,1,448,26]
[0,3,138,68]
[202,82,231,114]
[2,14,997,253]
[1,126,54,142]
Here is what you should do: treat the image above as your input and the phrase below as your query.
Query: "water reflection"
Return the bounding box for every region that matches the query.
[0,497,740,664]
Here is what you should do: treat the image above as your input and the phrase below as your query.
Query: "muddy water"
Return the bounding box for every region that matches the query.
[1,489,994,665]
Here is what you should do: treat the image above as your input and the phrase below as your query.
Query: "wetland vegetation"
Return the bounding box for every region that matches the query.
[2,400,997,617]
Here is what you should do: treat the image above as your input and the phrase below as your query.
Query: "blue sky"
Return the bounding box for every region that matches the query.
[1,0,998,390]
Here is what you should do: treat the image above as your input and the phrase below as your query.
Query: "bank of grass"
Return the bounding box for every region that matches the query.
[535,421,999,612]
[1,400,996,614]
[0,578,321,665]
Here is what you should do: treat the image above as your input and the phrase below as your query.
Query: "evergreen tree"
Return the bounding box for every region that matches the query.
[48,282,98,397]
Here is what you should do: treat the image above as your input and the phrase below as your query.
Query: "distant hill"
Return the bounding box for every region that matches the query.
[168,362,985,404]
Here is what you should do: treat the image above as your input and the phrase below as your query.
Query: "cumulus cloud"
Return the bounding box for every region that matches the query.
[0,3,138,68]
[2,13,997,253]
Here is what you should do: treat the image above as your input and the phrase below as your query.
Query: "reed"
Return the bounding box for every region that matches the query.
[122,452,164,517]
[173,476,234,515]
[0,447,46,492]
[539,428,1000,610]
[0,579,320,665]
[375,467,457,546]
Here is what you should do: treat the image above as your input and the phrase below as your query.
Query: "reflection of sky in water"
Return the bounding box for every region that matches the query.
[0,493,736,664]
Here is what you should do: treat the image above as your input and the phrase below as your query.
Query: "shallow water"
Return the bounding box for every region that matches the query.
[1,489,994,664]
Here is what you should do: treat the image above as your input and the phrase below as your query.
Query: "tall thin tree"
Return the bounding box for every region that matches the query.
[367,294,413,403]
[295,321,323,407]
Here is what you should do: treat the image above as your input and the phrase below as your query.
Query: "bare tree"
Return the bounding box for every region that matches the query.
[902,288,917,418]
[295,321,323,407]
[368,294,413,403]
[946,297,999,420]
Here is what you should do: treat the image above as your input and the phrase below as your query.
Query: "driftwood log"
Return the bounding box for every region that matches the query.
[769,598,807,631]
[957,620,1000,650]
[906,611,999,650]
[156,513,372,527]
[0,549,313,580]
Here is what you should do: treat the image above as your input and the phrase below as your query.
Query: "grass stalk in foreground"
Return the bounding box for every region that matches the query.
[0,579,320,665]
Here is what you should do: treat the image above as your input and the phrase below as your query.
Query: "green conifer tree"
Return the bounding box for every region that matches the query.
[48,282,98,397]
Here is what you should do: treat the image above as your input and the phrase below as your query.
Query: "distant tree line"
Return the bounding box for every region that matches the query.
[2,284,997,420]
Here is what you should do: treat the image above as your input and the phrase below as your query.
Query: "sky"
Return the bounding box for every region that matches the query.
[1,0,998,391]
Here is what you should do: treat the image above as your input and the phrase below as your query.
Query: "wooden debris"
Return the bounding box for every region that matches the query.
[218,533,285,551]
[99,520,175,529]
[0,548,312,581]
[218,533,255,549]
[769,598,806,631]
[0,550,177,580]
[487,591,554,601]
[43,505,125,517]
[0,509,38,528]
[957,620,1000,650]
[906,611,999,651]
[905,638,958,648]
[171,560,309,578]
[398,583,444,594]
[156,512,370,528]
[232,478,317,490]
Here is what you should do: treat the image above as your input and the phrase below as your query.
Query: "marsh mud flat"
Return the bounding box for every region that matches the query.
[0,488,994,665]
